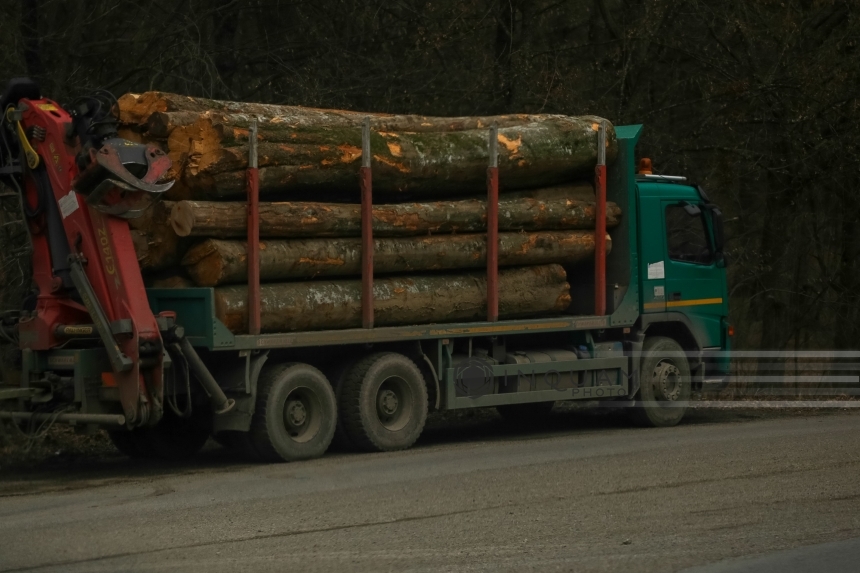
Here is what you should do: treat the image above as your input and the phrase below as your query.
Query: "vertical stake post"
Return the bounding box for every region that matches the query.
[594,121,608,316]
[360,117,374,329]
[246,120,261,335]
[487,125,499,323]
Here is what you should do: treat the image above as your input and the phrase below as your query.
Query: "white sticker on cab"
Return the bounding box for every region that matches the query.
[647,260,665,280]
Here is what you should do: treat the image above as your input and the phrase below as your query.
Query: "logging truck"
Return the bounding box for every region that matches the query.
[0,78,730,462]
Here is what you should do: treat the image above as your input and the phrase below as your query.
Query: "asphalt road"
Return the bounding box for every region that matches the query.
[1,408,859,572]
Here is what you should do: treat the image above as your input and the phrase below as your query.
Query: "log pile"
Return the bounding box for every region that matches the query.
[118,92,621,334]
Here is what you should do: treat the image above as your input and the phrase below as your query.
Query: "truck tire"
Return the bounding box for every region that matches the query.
[340,352,428,452]
[249,362,337,462]
[108,430,153,459]
[326,359,358,452]
[496,401,554,425]
[142,405,212,461]
[629,336,691,427]
[109,405,210,462]
[212,431,261,461]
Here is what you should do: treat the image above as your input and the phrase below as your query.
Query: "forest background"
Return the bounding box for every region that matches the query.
[1,0,858,356]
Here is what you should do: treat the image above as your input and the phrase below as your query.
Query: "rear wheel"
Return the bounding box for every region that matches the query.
[145,409,211,461]
[108,429,152,459]
[249,362,336,462]
[109,404,211,461]
[325,358,359,452]
[629,336,691,427]
[212,430,261,461]
[340,353,428,452]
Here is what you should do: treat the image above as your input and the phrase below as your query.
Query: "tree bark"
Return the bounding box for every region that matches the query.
[170,184,621,238]
[182,231,609,286]
[118,92,617,200]
[214,264,571,334]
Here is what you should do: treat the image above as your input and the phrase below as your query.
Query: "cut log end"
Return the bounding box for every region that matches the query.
[170,201,196,237]
[181,239,233,287]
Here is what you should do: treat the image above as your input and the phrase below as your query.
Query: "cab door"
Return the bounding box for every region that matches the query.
[661,200,727,348]
[638,190,667,314]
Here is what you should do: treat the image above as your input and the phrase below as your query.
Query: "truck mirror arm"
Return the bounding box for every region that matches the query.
[692,184,727,267]
[706,204,727,267]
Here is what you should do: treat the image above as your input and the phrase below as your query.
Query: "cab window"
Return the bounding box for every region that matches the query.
[665,205,713,264]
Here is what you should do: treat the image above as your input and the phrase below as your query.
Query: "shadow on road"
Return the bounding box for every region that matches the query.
[0,401,839,496]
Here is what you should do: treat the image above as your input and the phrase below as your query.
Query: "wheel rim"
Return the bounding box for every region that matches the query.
[652,360,682,402]
[282,386,323,443]
[375,375,413,432]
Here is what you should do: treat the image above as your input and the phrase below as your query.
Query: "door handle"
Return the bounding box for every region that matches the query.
[670,292,682,301]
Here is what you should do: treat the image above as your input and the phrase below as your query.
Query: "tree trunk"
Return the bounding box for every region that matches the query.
[214,264,570,334]
[118,92,617,200]
[119,90,613,135]
[170,184,621,238]
[128,200,184,271]
[182,231,609,286]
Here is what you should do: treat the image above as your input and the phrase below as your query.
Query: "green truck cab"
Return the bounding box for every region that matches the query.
[638,178,730,376]
[9,123,732,462]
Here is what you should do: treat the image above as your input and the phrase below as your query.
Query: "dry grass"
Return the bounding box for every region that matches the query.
[0,419,115,472]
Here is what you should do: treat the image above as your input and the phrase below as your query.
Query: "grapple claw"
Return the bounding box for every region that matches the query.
[73,137,174,218]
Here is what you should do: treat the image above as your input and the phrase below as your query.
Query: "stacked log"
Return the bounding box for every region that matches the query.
[214,265,571,333]
[182,232,611,287]
[169,183,621,238]
[118,92,617,200]
[118,92,621,334]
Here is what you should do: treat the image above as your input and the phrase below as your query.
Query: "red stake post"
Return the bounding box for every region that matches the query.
[487,126,499,323]
[360,117,374,329]
[247,120,261,335]
[594,121,607,316]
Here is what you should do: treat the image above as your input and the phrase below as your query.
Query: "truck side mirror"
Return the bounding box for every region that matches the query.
[679,201,701,216]
[694,184,728,266]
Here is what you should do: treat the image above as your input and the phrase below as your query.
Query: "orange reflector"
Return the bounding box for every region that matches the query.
[638,158,653,175]
[727,325,735,337]
[101,372,117,387]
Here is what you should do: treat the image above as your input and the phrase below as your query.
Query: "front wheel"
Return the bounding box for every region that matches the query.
[629,336,691,427]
